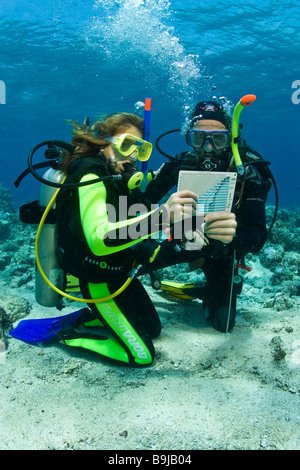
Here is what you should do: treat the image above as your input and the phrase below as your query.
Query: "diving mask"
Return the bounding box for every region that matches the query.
[106,133,152,162]
[186,130,230,151]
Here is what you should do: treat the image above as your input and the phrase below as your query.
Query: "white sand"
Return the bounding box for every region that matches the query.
[0,277,299,451]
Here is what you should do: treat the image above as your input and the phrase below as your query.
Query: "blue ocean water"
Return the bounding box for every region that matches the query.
[0,0,299,208]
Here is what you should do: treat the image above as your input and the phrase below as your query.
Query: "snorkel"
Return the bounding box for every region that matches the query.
[231,94,256,175]
[140,97,152,192]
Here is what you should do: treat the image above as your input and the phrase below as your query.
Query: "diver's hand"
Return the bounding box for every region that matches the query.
[165,190,197,223]
[203,211,237,244]
[107,157,131,174]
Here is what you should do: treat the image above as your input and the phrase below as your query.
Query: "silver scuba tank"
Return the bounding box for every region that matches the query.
[35,168,65,307]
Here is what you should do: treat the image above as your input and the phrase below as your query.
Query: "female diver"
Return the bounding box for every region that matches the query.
[55,112,198,367]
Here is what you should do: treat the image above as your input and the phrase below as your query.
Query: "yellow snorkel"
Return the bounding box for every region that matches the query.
[231,94,256,175]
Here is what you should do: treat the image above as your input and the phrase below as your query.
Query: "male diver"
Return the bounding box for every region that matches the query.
[144,100,268,332]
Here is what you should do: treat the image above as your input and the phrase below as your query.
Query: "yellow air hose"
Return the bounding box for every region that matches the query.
[35,177,134,304]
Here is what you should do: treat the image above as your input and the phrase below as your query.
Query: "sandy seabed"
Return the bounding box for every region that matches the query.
[0,270,299,452]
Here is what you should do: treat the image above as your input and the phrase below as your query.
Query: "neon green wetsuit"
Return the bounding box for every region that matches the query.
[56,157,165,366]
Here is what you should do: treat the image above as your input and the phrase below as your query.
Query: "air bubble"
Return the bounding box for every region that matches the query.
[134,101,145,110]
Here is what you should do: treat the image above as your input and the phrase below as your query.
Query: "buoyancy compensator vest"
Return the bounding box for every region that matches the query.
[15,142,123,307]
[55,156,138,283]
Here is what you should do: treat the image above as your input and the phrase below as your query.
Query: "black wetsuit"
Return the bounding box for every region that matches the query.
[143,147,268,332]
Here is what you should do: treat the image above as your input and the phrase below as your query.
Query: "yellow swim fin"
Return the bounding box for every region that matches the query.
[160,281,205,300]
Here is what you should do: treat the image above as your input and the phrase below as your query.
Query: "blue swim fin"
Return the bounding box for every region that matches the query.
[9,308,89,344]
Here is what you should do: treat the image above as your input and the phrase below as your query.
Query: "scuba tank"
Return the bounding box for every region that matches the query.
[35,167,65,307]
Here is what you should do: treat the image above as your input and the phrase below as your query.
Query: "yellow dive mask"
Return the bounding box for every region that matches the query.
[107,133,152,162]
